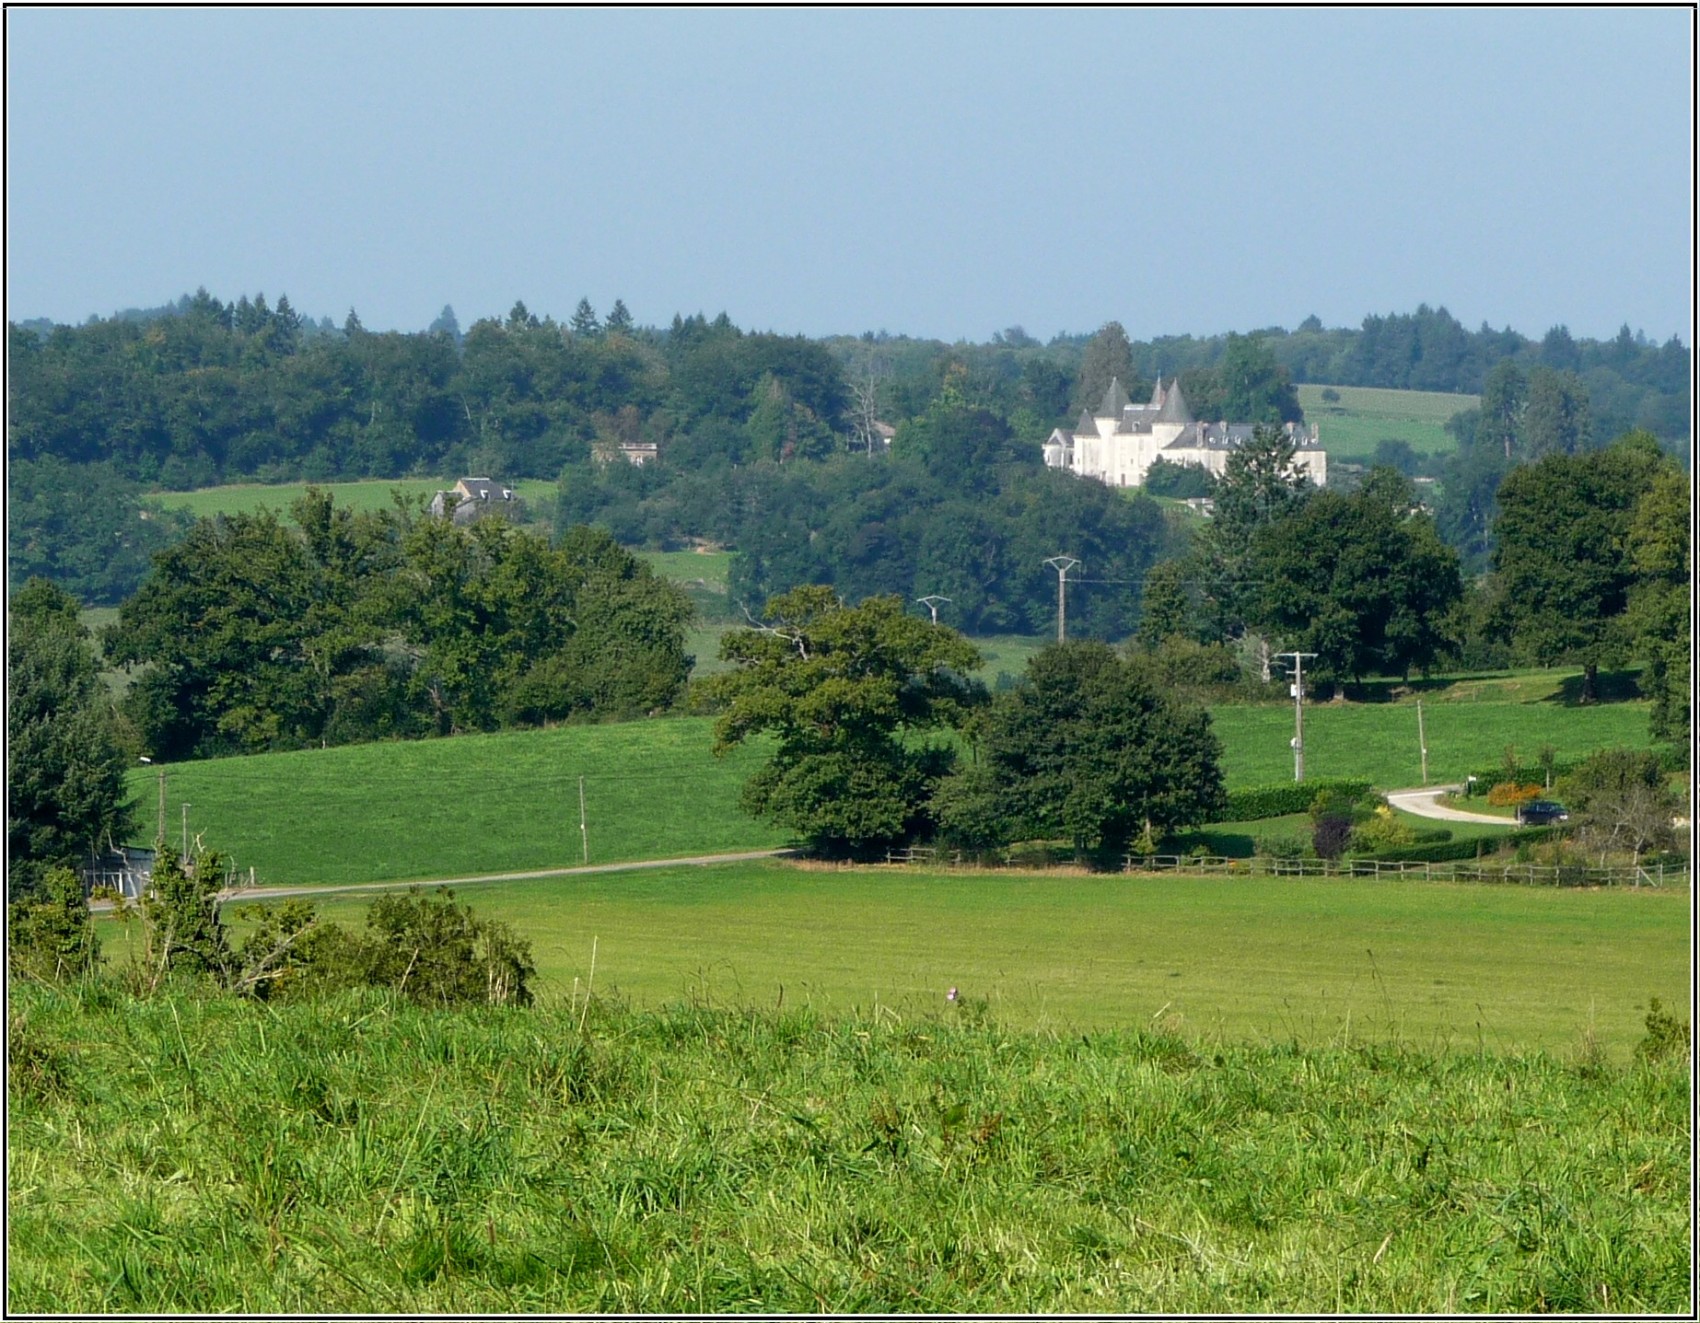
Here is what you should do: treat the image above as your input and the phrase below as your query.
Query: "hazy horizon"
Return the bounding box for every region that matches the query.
[6,8,1693,344]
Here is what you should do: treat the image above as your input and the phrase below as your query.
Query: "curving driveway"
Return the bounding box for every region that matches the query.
[1385,785,1515,824]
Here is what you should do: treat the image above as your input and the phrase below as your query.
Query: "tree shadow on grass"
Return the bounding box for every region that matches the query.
[1539,669,1644,706]
[1165,830,1258,859]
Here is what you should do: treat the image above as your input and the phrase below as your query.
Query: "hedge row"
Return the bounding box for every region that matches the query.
[1458,744,1688,796]
[1351,825,1556,864]
[1225,779,1373,822]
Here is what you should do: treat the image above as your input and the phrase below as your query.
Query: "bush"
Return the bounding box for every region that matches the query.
[7,866,99,983]
[1254,832,1312,861]
[1350,805,1419,854]
[1635,998,1691,1064]
[350,888,535,1008]
[1486,781,1543,808]
[1313,815,1354,860]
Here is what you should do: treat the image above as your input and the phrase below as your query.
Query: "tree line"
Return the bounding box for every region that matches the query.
[10,292,1688,606]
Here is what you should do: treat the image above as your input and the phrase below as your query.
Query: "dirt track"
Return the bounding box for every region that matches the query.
[91,848,794,911]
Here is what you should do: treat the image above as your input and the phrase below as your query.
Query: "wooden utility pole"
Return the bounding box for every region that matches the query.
[1043,556,1080,642]
[156,768,166,846]
[578,775,589,865]
[1275,652,1318,782]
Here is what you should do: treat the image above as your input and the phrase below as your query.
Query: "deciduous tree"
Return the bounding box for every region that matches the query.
[1493,433,1667,702]
[705,586,985,858]
[935,642,1225,867]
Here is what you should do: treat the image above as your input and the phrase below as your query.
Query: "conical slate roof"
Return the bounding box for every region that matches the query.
[1075,407,1097,434]
[1156,376,1194,425]
[1098,376,1132,419]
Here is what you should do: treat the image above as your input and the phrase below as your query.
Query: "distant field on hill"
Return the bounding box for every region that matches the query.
[129,676,1657,890]
[636,548,733,589]
[250,859,1687,1053]
[1209,692,1650,788]
[1298,384,1477,461]
[133,719,786,889]
[152,478,558,520]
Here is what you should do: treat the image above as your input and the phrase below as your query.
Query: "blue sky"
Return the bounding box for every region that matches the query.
[6,7,1692,343]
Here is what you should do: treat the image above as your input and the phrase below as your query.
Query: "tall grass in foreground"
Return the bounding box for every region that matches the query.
[9,983,1689,1314]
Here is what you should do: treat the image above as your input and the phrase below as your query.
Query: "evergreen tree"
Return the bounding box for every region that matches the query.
[571,298,602,338]
[6,579,135,900]
[1074,321,1139,413]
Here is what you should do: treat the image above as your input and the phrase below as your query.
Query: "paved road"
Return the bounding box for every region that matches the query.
[1385,785,1515,824]
[94,848,794,910]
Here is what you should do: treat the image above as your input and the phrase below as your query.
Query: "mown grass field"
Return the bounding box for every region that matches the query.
[129,684,1656,890]
[1297,383,1477,461]
[10,979,1689,1313]
[268,860,1690,1054]
[1207,692,1651,788]
[135,719,787,888]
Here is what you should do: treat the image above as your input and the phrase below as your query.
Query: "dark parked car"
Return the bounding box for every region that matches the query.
[1517,800,1569,825]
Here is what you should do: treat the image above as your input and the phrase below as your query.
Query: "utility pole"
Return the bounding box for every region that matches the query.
[916,595,951,625]
[1043,556,1080,642]
[1275,652,1317,782]
[1416,699,1428,786]
[578,775,589,865]
[144,761,165,846]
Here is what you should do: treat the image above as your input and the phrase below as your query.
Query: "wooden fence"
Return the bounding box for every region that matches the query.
[1121,854,1689,889]
[881,847,1687,889]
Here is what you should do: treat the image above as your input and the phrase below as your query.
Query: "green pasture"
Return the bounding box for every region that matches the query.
[128,680,1656,890]
[233,860,1687,1055]
[1208,691,1651,789]
[1298,383,1477,461]
[131,719,787,889]
[151,478,558,521]
[635,548,733,591]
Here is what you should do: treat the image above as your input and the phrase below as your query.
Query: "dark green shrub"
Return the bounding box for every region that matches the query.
[1635,998,1691,1064]
[7,865,99,983]
[351,888,535,1008]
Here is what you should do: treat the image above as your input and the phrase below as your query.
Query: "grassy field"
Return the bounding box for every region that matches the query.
[1208,692,1651,788]
[151,478,559,520]
[126,679,1657,890]
[1297,384,1477,461]
[132,719,787,889]
[263,859,1690,1054]
[635,548,733,591]
[10,979,1689,1313]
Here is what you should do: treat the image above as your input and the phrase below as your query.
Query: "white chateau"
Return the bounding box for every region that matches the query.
[1042,377,1326,489]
